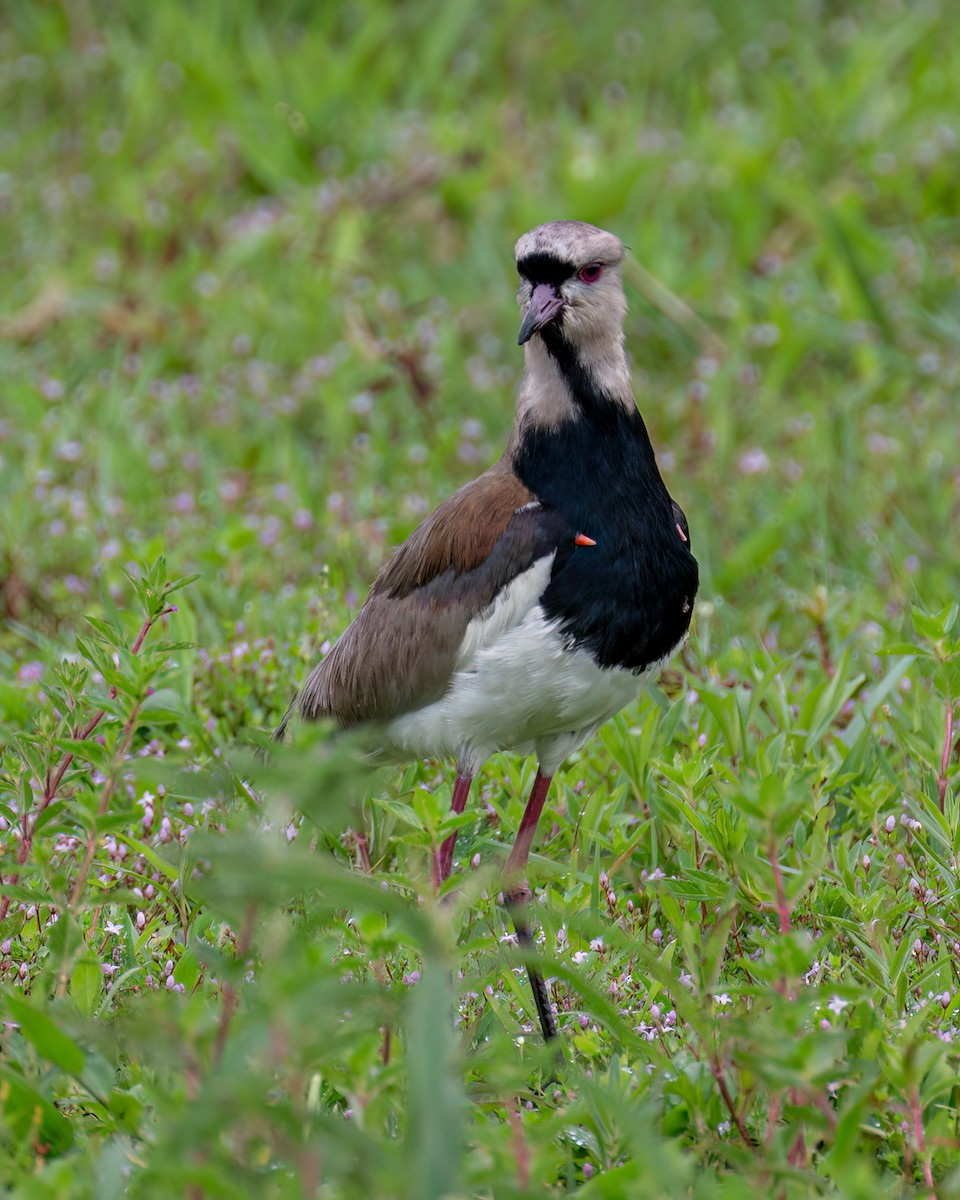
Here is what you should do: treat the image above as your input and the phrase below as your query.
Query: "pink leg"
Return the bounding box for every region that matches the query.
[502,770,559,1042]
[504,770,553,880]
[432,772,473,890]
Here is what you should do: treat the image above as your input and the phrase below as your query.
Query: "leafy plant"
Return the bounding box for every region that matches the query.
[3,1,960,1195]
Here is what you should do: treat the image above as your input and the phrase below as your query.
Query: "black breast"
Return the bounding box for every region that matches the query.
[512,403,698,672]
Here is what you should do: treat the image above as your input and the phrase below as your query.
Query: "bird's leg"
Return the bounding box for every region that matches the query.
[502,770,559,1042]
[504,770,553,880]
[432,772,474,890]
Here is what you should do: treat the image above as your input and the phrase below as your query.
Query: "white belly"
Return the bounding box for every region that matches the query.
[384,601,655,776]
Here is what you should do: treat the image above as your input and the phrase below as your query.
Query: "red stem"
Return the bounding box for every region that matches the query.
[0,607,172,922]
[909,1087,936,1199]
[508,1102,530,1191]
[769,832,791,935]
[67,698,144,910]
[708,1053,755,1150]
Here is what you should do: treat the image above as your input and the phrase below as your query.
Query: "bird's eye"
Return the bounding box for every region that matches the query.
[578,262,603,284]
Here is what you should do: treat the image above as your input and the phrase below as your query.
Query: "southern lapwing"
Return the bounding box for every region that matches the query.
[276,221,698,1042]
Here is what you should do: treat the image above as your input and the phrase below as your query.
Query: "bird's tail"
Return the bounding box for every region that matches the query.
[254,692,298,764]
[272,692,298,743]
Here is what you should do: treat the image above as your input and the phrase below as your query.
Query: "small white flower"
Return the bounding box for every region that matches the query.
[827,996,848,1015]
[738,447,770,475]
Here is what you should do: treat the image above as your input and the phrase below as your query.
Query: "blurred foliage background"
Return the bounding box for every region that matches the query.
[2,1,960,1196]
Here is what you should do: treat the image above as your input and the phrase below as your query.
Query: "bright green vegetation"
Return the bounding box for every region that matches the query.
[2,2,960,1196]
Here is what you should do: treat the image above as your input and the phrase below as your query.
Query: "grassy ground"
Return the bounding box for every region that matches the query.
[2,1,960,1195]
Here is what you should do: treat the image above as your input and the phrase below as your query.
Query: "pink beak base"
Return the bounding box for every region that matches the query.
[518,282,565,345]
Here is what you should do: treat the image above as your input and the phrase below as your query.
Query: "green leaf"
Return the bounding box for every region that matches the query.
[405,959,463,1200]
[758,774,784,815]
[374,797,423,828]
[138,688,186,720]
[0,1064,74,1156]
[70,957,103,1018]
[913,607,949,641]
[84,614,125,647]
[6,995,86,1076]
[164,572,201,596]
[662,869,731,903]
[174,948,201,993]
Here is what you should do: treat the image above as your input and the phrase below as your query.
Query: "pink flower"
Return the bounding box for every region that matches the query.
[17,662,43,685]
[737,447,770,475]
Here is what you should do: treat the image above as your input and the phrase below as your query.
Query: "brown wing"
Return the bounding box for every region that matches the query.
[280,459,570,733]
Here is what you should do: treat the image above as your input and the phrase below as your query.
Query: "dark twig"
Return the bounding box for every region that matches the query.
[708,1053,755,1150]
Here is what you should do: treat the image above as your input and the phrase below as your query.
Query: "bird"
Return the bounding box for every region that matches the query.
[275,221,699,1042]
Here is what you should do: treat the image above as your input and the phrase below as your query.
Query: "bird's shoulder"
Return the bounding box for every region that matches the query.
[371,458,566,600]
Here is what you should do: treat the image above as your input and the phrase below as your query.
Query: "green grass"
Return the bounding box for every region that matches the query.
[2,1,960,1195]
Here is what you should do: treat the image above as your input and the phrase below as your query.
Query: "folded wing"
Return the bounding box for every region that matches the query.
[279,460,571,735]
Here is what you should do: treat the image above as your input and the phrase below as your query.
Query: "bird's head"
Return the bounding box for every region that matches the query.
[515,221,626,351]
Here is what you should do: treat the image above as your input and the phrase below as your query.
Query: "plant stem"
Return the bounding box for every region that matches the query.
[508,1101,530,1191]
[769,832,791,935]
[909,1086,936,1199]
[938,696,954,813]
[0,607,172,923]
[212,903,257,1068]
[708,1053,755,1150]
[67,699,143,911]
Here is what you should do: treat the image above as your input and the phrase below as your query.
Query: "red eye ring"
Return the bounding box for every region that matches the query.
[578,262,603,284]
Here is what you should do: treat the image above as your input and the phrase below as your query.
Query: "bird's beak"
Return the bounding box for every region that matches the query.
[518,282,564,346]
